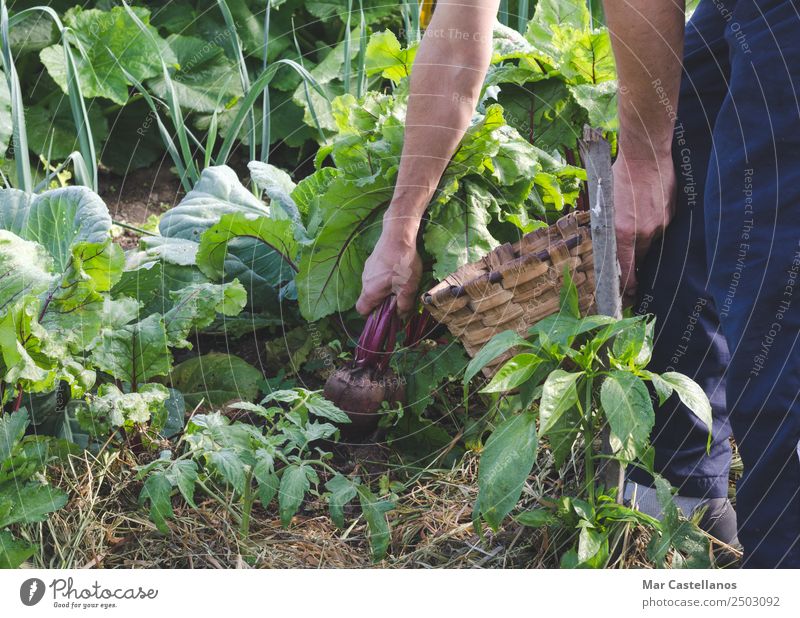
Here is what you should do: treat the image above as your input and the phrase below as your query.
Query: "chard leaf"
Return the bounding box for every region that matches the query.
[0,409,28,462]
[296,175,393,321]
[424,180,500,280]
[0,231,53,314]
[365,30,417,82]
[163,280,247,348]
[90,313,171,384]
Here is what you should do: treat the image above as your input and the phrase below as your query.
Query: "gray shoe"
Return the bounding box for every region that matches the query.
[624,480,742,564]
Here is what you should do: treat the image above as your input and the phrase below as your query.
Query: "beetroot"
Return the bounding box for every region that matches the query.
[324,296,404,434]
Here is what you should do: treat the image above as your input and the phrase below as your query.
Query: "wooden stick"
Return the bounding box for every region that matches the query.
[580,125,625,503]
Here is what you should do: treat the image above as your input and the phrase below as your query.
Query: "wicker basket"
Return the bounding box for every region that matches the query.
[422,210,595,378]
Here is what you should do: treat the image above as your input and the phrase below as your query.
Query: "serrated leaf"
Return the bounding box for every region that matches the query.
[209,449,246,495]
[356,484,394,562]
[279,464,311,527]
[139,471,173,534]
[325,474,357,529]
[303,392,351,424]
[166,459,198,509]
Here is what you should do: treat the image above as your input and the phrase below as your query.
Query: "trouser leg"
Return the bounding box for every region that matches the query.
[627,0,733,500]
[703,0,800,568]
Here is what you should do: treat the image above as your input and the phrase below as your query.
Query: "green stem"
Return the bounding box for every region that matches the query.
[196,479,241,524]
[112,219,158,237]
[239,469,255,539]
[582,375,595,504]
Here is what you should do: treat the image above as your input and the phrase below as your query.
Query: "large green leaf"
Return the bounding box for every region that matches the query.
[169,352,263,407]
[424,180,500,281]
[569,80,618,131]
[600,371,654,461]
[478,411,538,530]
[0,231,53,315]
[163,281,247,348]
[147,33,243,113]
[40,6,175,105]
[196,213,298,289]
[365,30,417,82]
[159,166,269,241]
[0,482,68,527]
[296,175,392,321]
[0,186,115,271]
[0,529,36,569]
[159,166,289,311]
[25,97,108,161]
[90,313,171,385]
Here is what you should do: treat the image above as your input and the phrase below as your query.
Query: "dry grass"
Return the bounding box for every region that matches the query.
[9,443,713,570]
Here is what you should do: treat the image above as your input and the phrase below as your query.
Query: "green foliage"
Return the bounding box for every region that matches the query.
[40,6,174,105]
[137,387,395,561]
[0,409,71,568]
[468,270,713,567]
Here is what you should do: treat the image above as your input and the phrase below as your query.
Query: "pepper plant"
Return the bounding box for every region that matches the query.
[467,270,715,567]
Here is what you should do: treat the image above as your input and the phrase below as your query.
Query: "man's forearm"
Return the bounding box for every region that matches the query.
[604,0,685,159]
[384,0,500,245]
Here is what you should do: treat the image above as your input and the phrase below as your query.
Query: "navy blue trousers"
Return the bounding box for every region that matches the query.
[625,0,800,567]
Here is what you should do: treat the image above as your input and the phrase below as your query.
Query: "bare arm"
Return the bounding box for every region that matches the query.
[356,0,500,316]
[603,0,685,300]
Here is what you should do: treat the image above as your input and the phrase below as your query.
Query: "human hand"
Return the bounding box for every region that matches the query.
[613,152,677,303]
[355,225,422,318]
